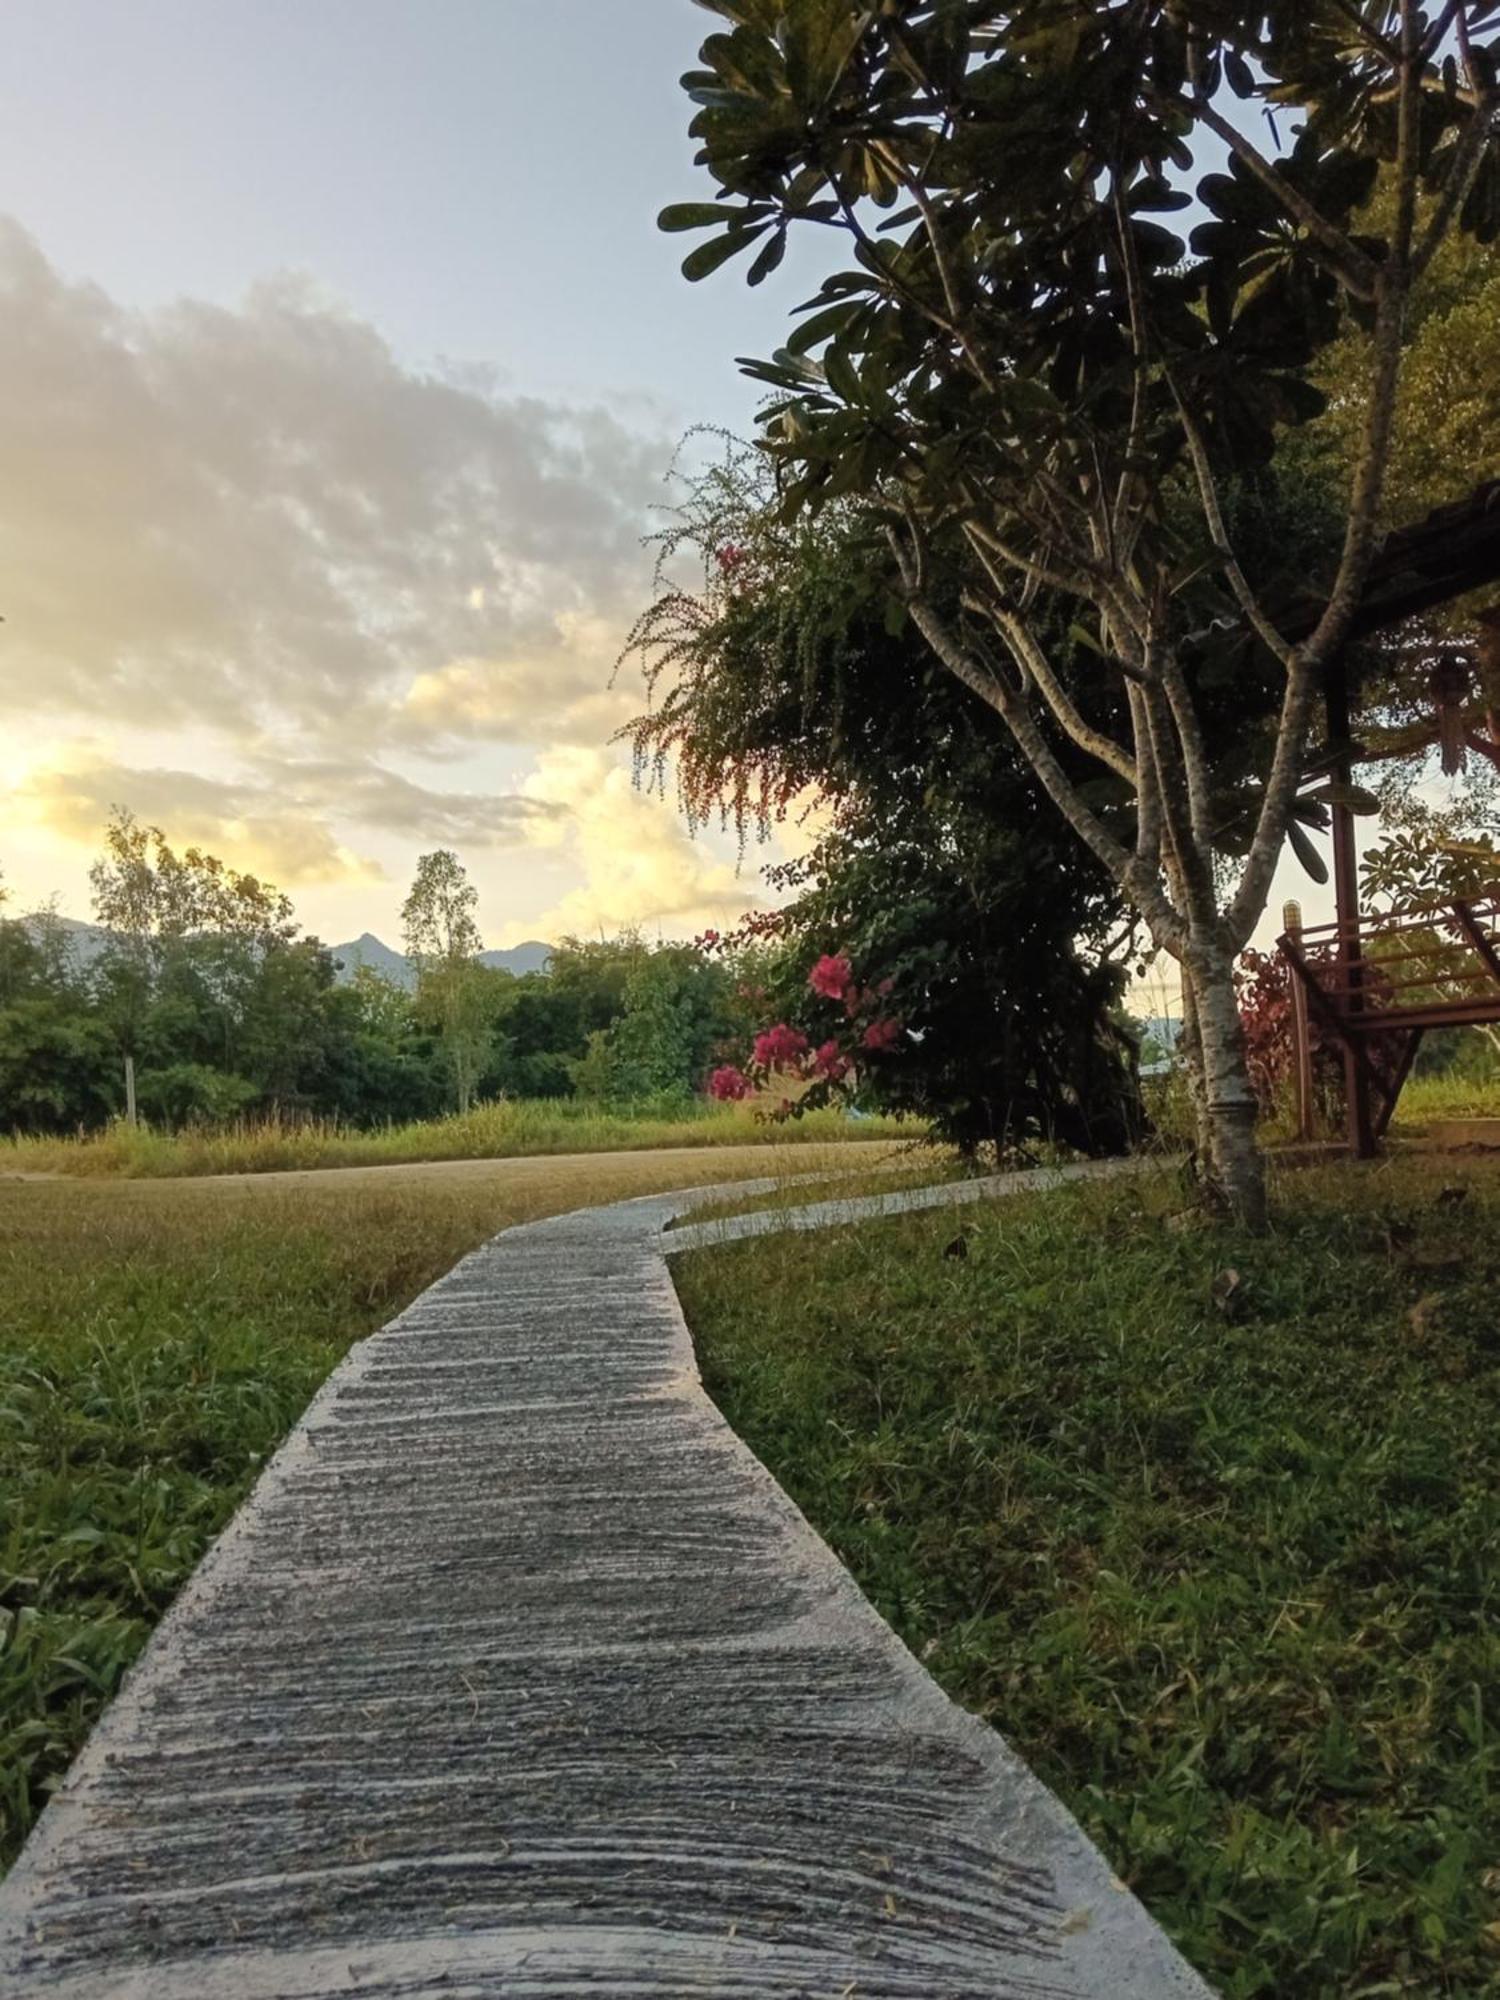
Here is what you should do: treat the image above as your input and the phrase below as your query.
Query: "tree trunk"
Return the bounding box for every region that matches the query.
[123,1052,138,1127]
[1185,945,1266,1229]
[1175,975,1213,1169]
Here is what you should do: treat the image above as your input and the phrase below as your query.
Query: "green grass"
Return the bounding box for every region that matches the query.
[0,1098,912,1180]
[1397,1071,1500,1124]
[675,1155,1500,1997]
[0,1141,878,1868]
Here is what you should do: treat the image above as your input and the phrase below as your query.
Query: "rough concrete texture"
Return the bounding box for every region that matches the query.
[662,1158,1154,1256]
[0,1178,1211,1999]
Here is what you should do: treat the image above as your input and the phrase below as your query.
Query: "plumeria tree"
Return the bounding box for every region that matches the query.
[664,0,1500,1224]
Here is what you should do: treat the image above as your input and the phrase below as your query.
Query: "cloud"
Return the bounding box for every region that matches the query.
[16,751,560,887]
[399,611,638,748]
[0,222,667,753]
[0,223,785,945]
[507,747,765,943]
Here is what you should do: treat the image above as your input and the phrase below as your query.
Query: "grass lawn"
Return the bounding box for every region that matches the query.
[674,1154,1500,1998]
[0,1097,911,1179]
[1397,1072,1500,1126]
[0,1139,881,1869]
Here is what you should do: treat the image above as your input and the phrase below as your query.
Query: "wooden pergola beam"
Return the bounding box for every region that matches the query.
[1280,478,1500,649]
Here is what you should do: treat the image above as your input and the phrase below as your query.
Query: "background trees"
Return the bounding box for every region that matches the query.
[664,0,1500,1221]
[400,848,492,1115]
[89,809,298,1124]
[0,829,753,1137]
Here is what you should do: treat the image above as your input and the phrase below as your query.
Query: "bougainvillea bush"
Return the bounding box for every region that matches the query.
[627,451,1145,1163]
[707,947,901,1113]
[1235,946,1406,1131]
[1235,947,1345,1125]
[703,873,1143,1162]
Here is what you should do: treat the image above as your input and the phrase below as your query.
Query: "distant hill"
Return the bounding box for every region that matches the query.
[22,914,110,972]
[16,915,552,988]
[329,933,553,989]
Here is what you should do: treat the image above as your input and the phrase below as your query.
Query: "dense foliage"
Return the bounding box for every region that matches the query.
[628,455,1145,1157]
[0,840,752,1138]
[663,0,1500,1223]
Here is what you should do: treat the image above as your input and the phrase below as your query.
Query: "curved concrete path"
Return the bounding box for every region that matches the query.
[1,1174,1208,1999]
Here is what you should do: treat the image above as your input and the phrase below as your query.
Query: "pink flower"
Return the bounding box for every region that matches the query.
[708,1065,753,1102]
[752,1023,811,1072]
[808,952,854,1001]
[813,1039,850,1082]
[861,1017,902,1053]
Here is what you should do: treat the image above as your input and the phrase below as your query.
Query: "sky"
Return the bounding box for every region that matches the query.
[0,0,1332,972]
[0,0,842,947]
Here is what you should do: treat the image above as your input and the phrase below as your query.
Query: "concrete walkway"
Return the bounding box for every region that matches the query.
[662,1157,1154,1255]
[1,1174,1208,1999]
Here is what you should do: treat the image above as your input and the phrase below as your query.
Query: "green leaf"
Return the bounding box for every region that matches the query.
[1300,782,1381,816]
[823,345,863,405]
[787,300,861,354]
[658,201,747,234]
[1287,818,1330,885]
[1224,49,1255,100]
[681,224,770,282]
[746,227,788,286]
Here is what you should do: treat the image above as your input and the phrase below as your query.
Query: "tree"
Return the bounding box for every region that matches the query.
[665,2,1500,1223]
[627,449,1144,1155]
[571,945,736,1101]
[400,849,491,1114]
[90,809,297,1122]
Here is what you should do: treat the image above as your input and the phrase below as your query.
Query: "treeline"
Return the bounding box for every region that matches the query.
[0,817,752,1137]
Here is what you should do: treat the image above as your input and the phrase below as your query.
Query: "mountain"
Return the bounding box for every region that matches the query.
[15,915,552,988]
[22,913,110,971]
[479,940,555,978]
[329,933,553,989]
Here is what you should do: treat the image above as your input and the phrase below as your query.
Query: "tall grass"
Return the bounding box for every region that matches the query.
[1396,1070,1500,1123]
[2,1098,911,1180]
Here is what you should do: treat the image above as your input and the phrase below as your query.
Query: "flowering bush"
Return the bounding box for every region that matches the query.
[707,1064,753,1102]
[808,953,853,1002]
[700,946,903,1112]
[1236,945,1404,1125]
[752,1023,811,1070]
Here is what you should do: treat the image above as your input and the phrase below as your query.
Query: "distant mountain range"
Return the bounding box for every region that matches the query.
[23,915,552,988]
[329,933,552,989]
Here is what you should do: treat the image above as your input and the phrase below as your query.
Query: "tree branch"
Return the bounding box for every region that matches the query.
[1109,174,1152,550]
[1141,665,1220,932]
[982,597,1138,783]
[1414,11,1499,279]
[1128,682,1163,869]
[1168,367,1298,672]
[906,594,1187,952]
[1223,653,1322,945]
[1188,92,1382,301]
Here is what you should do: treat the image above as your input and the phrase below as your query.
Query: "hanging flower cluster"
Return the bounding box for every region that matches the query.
[706,950,903,1109]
